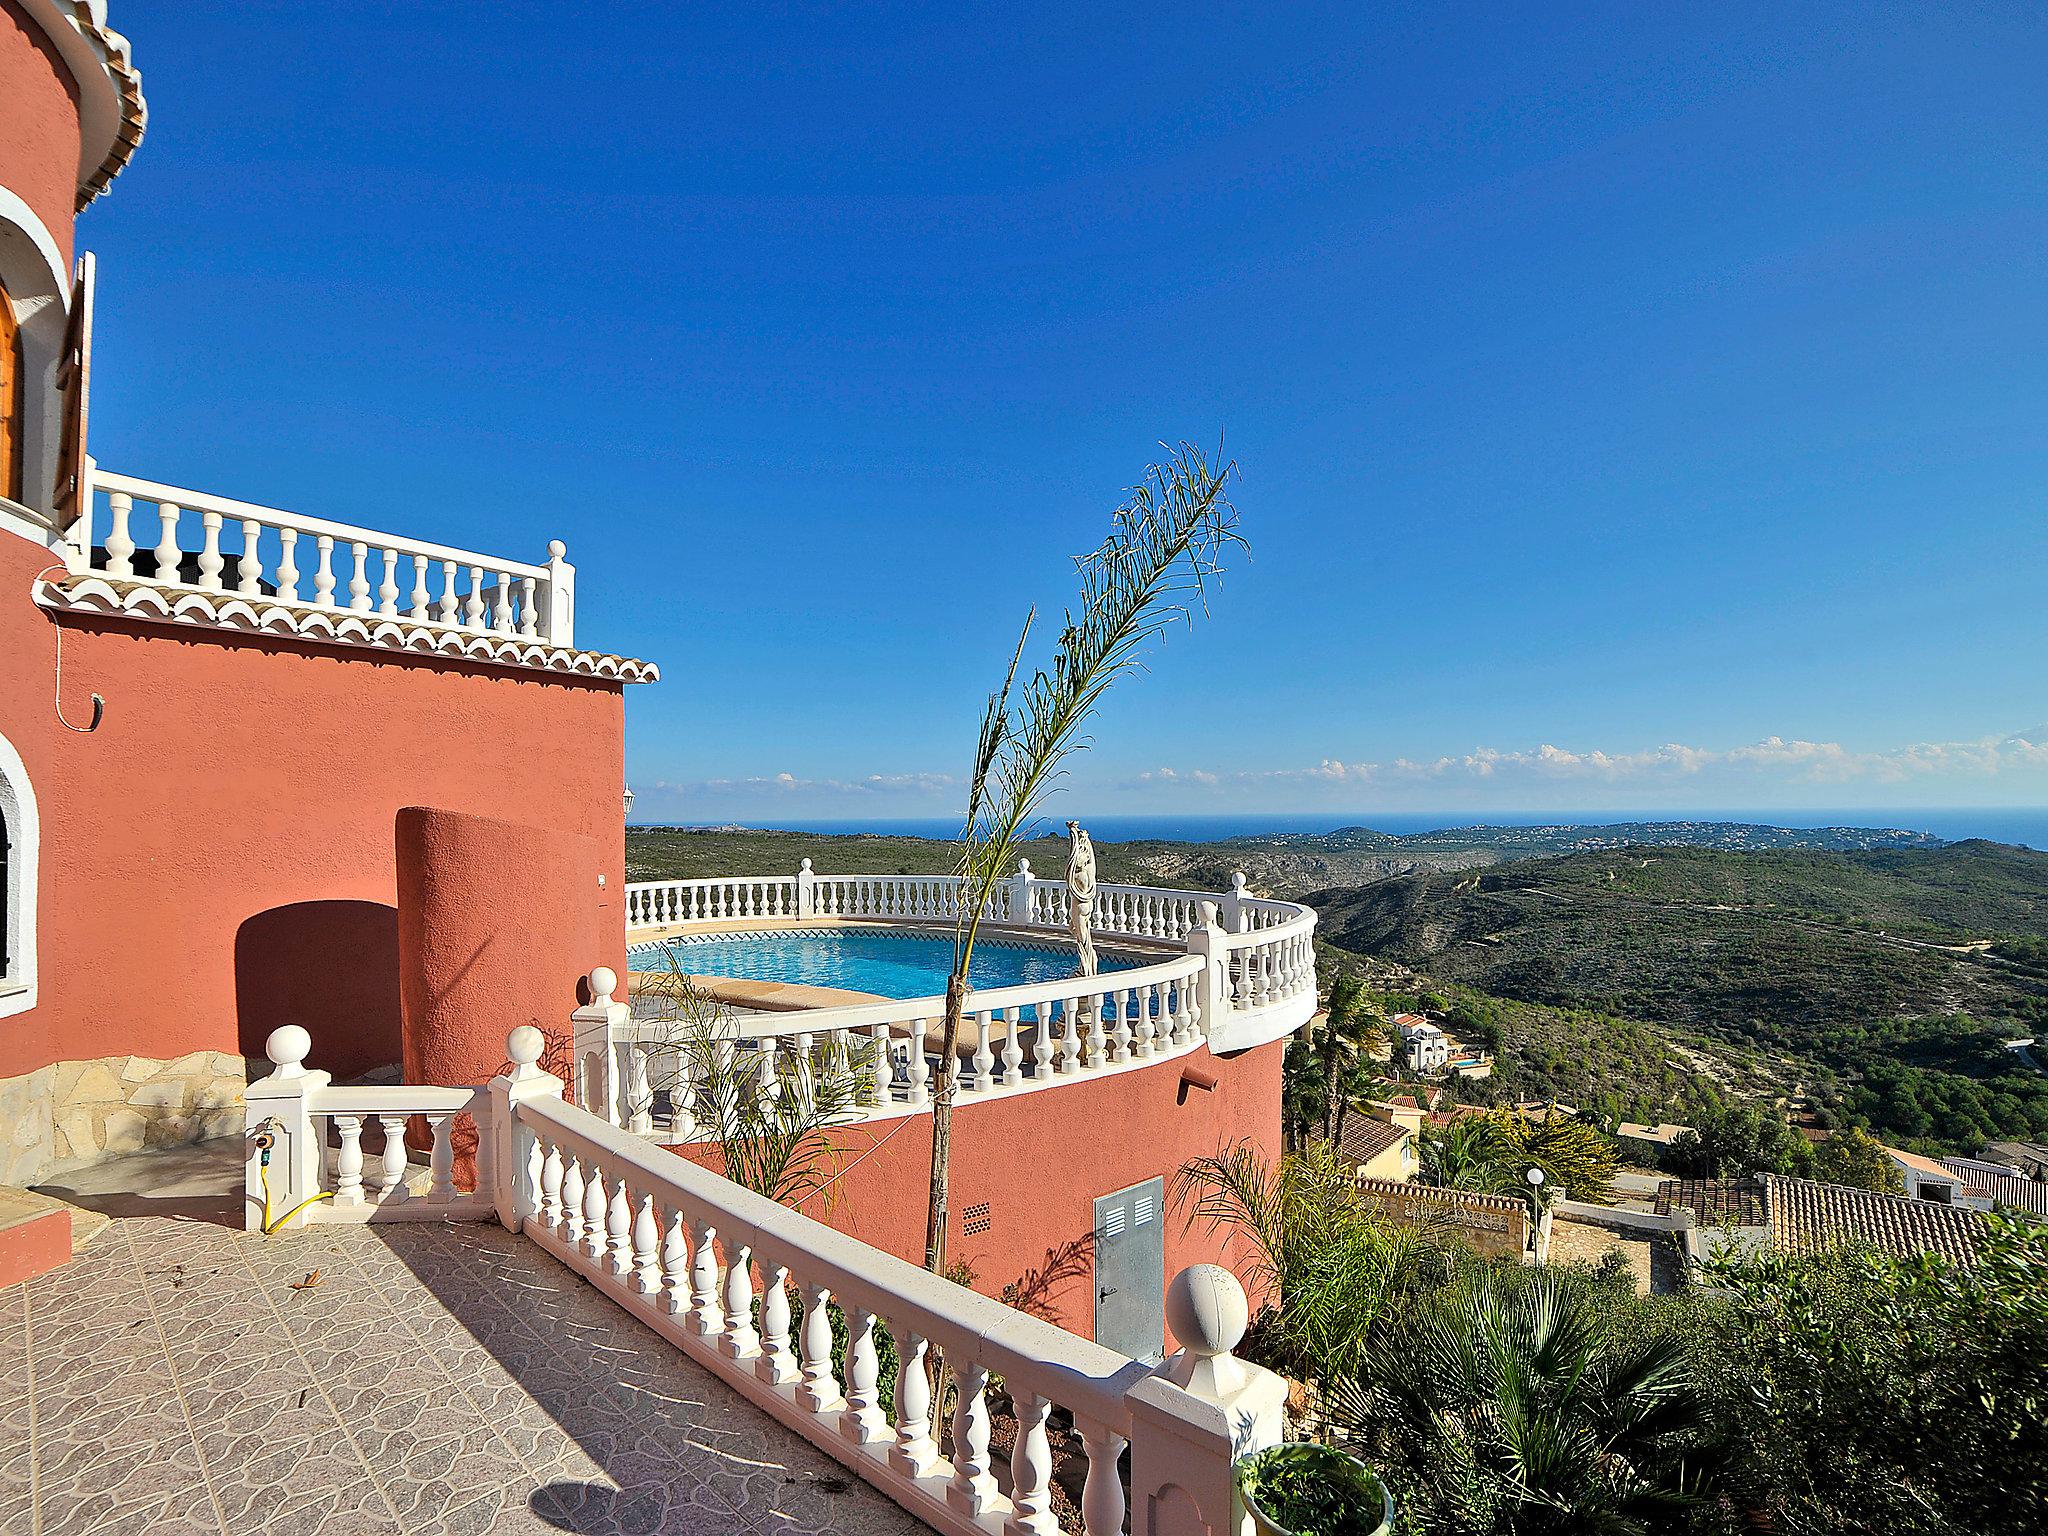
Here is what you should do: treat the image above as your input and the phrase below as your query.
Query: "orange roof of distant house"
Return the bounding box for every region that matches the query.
[1334,1117,1409,1166]
[1882,1145,1963,1184]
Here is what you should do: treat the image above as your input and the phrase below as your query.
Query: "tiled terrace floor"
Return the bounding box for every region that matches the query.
[3,1148,927,1536]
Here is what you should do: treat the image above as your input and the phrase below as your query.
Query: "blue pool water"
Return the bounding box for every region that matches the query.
[628,927,1139,999]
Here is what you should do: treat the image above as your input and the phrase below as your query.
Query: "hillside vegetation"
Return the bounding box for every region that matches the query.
[1308,844,2048,1152]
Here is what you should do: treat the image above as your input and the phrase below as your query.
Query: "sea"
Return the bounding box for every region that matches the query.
[634,808,2048,851]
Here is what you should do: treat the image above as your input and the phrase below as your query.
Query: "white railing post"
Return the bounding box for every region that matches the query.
[243,1025,330,1233]
[1184,902,1229,1040]
[1126,1265,1288,1536]
[545,539,575,647]
[489,1025,564,1232]
[1007,858,1036,925]
[796,858,816,919]
[572,966,634,1129]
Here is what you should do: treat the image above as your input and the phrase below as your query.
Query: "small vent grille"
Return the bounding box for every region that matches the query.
[1134,1191,1156,1226]
[962,1202,992,1237]
[1101,1207,1126,1237]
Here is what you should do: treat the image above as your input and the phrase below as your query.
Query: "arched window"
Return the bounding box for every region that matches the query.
[0,275,22,504]
[0,731,37,1019]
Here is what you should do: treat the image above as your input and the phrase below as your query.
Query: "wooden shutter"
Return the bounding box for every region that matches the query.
[51,251,95,527]
[0,276,20,504]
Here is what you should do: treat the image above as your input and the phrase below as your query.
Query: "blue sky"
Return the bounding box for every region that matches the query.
[86,3,2048,823]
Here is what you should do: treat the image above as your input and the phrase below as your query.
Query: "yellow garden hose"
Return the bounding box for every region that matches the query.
[254,1127,334,1234]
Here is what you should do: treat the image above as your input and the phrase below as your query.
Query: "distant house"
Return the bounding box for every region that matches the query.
[1617,1121,1690,1153]
[1394,1014,1451,1073]
[1982,1140,2048,1181]
[1881,1145,1971,1204]
[1333,1114,1418,1183]
[1656,1172,1989,1267]
[1939,1157,2048,1223]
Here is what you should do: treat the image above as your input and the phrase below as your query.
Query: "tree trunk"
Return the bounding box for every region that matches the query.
[1332,1091,1349,1154]
[1320,1037,1340,1143]
[923,970,969,1274]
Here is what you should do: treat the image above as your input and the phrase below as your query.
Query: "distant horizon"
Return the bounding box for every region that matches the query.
[626,805,2048,850]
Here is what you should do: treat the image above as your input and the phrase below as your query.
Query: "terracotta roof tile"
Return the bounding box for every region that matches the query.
[1942,1160,2048,1221]
[1758,1173,1987,1265]
[1654,1178,1766,1226]
[1334,1117,1407,1165]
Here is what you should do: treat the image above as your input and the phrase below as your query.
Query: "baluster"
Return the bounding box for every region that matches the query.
[971,1011,995,1093]
[333,1115,365,1205]
[838,1306,890,1445]
[866,1024,889,1105]
[689,1219,724,1335]
[494,570,516,633]
[238,518,264,595]
[197,512,224,590]
[313,534,336,606]
[607,1175,634,1276]
[948,1361,998,1515]
[757,1262,798,1384]
[276,528,300,601]
[755,1041,779,1103]
[375,1115,409,1202]
[1109,988,1132,1063]
[582,1162,609,1260]
[1034,1002,1057,1078]
[631,1193,661,1295]
[1060,999,1083,1075]
[104,491,134,575]
[907,1018,930,1105]
[409,554,430,620]
[152,502,181,584]
[438,559,459,624]
[661,1206,689,1314]
[627,1043,653,1136]
[1131,984,1155,1058]
[1005,1390,1057,1536]
[560,1154,585,1246]
[671,1042,698,1141]
[999,1008,1024,1086]
[1077,1421,1129,1536]
[889,1330,938,1476]
[427,1114,456,1201]
[519,575,539,638]
[723,1244,760,1359]
[345,541,370,611]
[539,1140,564,1228]
[798,1283,842,1413]
[464,566,486,629]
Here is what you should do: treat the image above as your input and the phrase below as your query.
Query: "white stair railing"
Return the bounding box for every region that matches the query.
[244,1024,1289,1536]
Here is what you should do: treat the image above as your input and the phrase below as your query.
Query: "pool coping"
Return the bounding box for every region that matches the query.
[623,917,1177,1019]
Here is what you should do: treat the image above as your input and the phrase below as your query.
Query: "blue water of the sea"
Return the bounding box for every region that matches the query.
[636,808,2048,850]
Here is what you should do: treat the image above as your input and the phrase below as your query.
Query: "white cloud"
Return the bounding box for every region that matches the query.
[1131,729,2048,793]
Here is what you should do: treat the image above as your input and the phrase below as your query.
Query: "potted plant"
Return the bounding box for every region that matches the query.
[1236,1442,1394,1536]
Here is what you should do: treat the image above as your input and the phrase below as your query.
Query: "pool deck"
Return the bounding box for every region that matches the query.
[6,1144,928,1536]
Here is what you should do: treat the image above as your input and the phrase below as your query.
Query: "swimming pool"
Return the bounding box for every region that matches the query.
[627,926,1141,1000]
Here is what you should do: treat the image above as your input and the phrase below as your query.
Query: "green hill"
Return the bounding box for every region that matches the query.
[1306,844,2048,1152]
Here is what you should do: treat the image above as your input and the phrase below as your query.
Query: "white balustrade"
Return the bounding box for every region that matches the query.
[70,472,574,646]
[244,1021,1290,1536]
[243,1027,497,1228]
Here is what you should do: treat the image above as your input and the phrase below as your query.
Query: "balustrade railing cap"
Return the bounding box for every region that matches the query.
[1166,1263,1248,1360]
[1230,871,1248,895]
[508,1025,546,1068]
[266,1024,312,1077]
[589,966,619,1004]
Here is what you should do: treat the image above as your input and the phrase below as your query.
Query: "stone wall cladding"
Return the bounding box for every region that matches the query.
[0,1051,246,1182]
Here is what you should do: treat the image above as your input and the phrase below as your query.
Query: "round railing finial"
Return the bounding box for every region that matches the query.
[1017,857,1033,877]
[507,1025,546,1068]
[548,539,567,559]
[1166,1263,1248,1360]
[799,857,813,872]
[1230,870,1248,896]
[266,1024,311,1078]
[590,966,618,1004]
